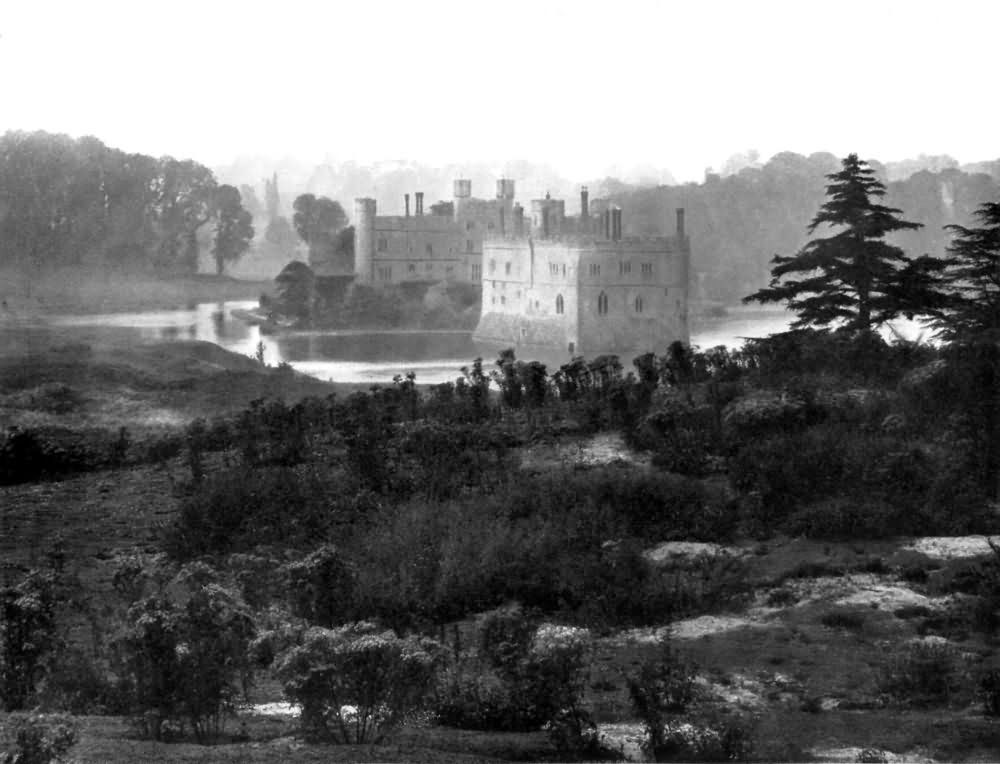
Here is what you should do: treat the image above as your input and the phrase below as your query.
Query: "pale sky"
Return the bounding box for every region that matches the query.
[2,0,997,183]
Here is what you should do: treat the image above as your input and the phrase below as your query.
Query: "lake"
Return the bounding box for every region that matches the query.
[49,301,929,385]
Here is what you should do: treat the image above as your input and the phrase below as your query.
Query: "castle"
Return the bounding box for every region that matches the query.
[352,180,690,358]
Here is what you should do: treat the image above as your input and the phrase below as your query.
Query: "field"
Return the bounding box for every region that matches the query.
[3,312,1000,763]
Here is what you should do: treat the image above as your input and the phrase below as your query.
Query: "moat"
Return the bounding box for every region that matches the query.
[47,300,924,384]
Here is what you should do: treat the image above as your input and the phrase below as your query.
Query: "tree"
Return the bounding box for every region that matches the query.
[152,158,218,273]
[262,216,299,262]
[744,153,936,334]
[274,260,316,319]
[292,194,349,272]
[264,172,281,222]
[211,185,254,275]
[239,183,262,219]
[935,200,1000,342]
[934,200,1000,500]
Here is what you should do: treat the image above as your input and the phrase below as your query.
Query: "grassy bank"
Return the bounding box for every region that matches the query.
[0,268,272,315]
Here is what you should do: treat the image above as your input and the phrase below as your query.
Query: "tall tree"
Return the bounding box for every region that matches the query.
[262,216,298,262]
[211,185,255,275]
[292,194,349,272]
[264,172,280,222]
[934,200,1000,500]
[934,200,1000,341]
[152,158,217,273]
[744,153,937,334]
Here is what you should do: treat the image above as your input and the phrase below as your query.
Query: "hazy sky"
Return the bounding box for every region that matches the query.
[2,0,997,183]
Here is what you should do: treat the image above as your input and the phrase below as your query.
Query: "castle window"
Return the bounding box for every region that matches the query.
[505,262,511,276]
[556,294,564,314]
[561,264,566,276]
[501,296,506,305]
[642,263,653,278]
[550,263,559,277]
[472,264,481,280]
[634,295,644,313]
[589,263,601,277]
[598,291,608,315]
[408,263,416,273]
[620,261,632,275]
[377,237,388,252]
[426,243,433,255]
[466,221,474,231]
[377,265,392,281]
[467,239,474,252]
[489,259,496,274]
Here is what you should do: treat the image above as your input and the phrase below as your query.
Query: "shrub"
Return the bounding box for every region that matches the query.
[281,545,358,627]
[272,622,439,743]
[979,669,1000,716]
[819,609,866,631]
[432,611,592,736]
[645,712,755,763]
[0,713,78,764]
[115,566,256,742]
[1,570,60,711]
[877,642,962,707]
[626,642,698,753]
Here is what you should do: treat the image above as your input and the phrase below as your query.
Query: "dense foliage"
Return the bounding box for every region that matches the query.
[0,131,252,276]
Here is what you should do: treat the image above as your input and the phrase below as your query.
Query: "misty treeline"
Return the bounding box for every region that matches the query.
[610,151,1000,303]
[0,131,254,277]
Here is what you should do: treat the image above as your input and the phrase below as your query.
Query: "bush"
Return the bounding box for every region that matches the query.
[626,642,698,745]
[648,714,755,762]
[432,610,592,735]
[877,641,962,707]
[281,545,358,627]
[115,565,256,742]
[819,609,866,631]
[0,713,78,764]
[1,570,60,711]
[271,622,439,743]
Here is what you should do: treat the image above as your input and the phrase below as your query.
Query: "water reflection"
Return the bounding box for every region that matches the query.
[49,301,930,385]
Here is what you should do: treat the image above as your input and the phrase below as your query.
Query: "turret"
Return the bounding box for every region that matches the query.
[415,192,424,216]
[496,178,515,199]
[580,186,590,233]
[354,197,376,283]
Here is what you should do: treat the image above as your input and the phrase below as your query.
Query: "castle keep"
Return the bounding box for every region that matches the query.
[353,181,690,358]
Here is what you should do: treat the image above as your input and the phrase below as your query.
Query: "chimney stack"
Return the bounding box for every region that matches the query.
[404,193,410,217]
[416,192,424,216]
[580,186,589,219]
[676,208,685,239]
[603,209,611,239]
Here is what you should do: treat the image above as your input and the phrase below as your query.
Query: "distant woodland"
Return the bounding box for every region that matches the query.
[3,131,1000,306]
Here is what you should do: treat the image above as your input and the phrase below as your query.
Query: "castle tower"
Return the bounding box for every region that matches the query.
[496,178,515,200]
[453,179,472,220]
[354,197,376,283]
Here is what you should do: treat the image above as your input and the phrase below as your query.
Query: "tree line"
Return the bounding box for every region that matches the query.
[0,131,253,277]
[610,151,1000,304]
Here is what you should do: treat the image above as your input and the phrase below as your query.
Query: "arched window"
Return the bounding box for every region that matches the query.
[634,295,644,313]
[597,291,608,315]
[489,259,496,274]
[505,262,512,276]
[556,294,564,314]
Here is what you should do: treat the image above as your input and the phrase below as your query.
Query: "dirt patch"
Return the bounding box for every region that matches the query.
[645,541,746,564]
[903,536,1000,560]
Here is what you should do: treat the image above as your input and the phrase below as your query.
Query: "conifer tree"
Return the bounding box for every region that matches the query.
[744,153,940,334]
[935,200,1000,341]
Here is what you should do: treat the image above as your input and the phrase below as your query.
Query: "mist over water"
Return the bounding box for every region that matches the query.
[49,302,930,385]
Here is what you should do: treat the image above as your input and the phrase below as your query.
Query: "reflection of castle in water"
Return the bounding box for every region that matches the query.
[351,180,690,360]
